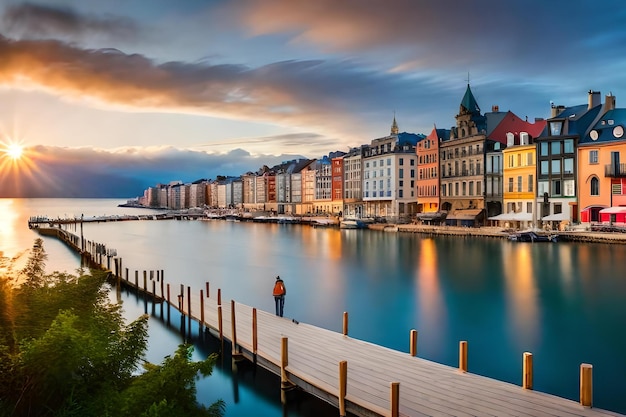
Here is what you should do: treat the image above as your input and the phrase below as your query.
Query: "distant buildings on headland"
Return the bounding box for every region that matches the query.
[134,86,626,229]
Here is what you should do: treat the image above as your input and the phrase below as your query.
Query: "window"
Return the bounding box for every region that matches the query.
[373,161,377,167]
[462,182,467,196]
[410,169,415,178]
[527,202,533,213]
[540,142,549,156]
[508,177,514,192]
[399,169,404,179]
[517,176,522,192]
[591,177,599,196]
[469,181,474,196]
[399,158,403,166]
[551,141,561,155]
[410,159,415,166]
[589,150,598,164]
[551,160,561,174]
[554,203,562,214]
[564,158,574,174]
[455,182,459,196]
[379,180,383,190]
[528,175,534,192]
[564,180,575,196]
[476,181,481,196]
[399,180,403,187]
[538,181,549,196]
[387,168,391,176]
[549,121,563,136]
[564,139,574,153]
[541,161,550,175]
[552,180,561,196]
[527,152,534,165]
[399,189,403,198]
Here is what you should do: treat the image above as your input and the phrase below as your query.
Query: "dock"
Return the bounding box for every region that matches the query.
[33,226,623,417]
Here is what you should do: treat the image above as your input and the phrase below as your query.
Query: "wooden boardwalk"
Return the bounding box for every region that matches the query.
[37,227,623,417]
[169,287,621,417]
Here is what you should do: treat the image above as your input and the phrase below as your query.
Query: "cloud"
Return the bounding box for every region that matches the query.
[2,2,140,42]
[0,145,306,198]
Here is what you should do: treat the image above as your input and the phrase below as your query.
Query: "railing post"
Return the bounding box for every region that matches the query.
[580,363,593,407]
[522,352,533,389]
[342,311,348,336]
[459,341,468,373]
[390,382,400,417]
[143,270,147,291]
[339,361,348,416]
[217,288,222,306]
[166,283,170,304]
[281,337,290,389]
[206,282,210,298]
[187,286,191,317]
[410,329,418,357]
[135,270,138,287]
[252,308,258,355]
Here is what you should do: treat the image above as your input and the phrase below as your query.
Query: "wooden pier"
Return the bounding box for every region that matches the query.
[36,227,623,417]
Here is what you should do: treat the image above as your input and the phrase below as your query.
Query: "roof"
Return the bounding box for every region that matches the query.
[460,84,481,115]
[487,111,547,145]
[484,112,508,136]
[599,206,626,214]
[580,108,626,145]
[541,213,570,221]
[488,212,533,221]
[538,104,601,137]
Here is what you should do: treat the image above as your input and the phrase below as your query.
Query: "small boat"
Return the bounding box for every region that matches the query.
[340,218,367,229]
[509,231,557,242]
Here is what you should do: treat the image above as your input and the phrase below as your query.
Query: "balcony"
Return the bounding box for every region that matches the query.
[605,163,626,177]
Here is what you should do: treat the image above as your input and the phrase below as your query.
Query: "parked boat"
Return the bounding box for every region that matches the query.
[340,218,368,229]
[508,230,557,242]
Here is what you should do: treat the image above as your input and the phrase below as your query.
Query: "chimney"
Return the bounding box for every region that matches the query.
[551,105,565,118]
[492,105,499,112]
[588,90,601,109]
[604,93,616,112]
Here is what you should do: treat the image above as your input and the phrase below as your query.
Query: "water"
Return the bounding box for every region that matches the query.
[3,198,626,415]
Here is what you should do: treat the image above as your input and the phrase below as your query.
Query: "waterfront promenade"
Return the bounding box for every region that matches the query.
[37,225,623,417]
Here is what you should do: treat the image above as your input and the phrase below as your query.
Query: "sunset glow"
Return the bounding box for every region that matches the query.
[5,143,23,160]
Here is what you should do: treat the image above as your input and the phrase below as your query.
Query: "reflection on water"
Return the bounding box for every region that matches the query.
[4,199,626,415]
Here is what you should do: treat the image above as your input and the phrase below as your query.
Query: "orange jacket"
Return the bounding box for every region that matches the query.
[273,279,286,296]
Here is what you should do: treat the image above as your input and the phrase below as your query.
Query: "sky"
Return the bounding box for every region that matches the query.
[1,0,626,197]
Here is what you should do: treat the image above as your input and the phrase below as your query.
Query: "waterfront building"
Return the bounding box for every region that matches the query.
[207,181,217,208]
[535,91,603,226]
[578,93,626,223]
[342,146,366,218]
[331,156,344,215]
[275,159,313,214]
[232,178,243,208]
[313,154,338,214]
[188,180,208,208]
[440,84,488,226]
[302,162,316,214]
[363,117,421,222]
[415,126,448,220]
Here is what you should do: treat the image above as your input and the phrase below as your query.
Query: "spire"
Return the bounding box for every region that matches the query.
[391,112,399,135]
[460,84,481,115]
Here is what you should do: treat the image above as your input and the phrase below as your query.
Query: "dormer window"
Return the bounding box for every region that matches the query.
[549,121,563,136]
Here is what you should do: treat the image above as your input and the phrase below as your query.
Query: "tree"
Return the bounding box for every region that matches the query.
[0,241,224,417]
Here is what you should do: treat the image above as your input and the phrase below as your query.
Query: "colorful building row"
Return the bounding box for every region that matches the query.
[137,86,626,228]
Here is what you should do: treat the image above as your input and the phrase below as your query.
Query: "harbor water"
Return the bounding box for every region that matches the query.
[3,198,626,415]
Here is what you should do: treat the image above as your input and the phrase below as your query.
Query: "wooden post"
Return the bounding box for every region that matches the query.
[522,352,533,389]
[166,283,171,304]
[206,282,210,298]
[150,270,154,281]
[200,290,205,324]
[217,288,222,305]
[252,308,258,354]
[143,270,147,291]
[151,280,155,297]
[390,382,400,417]
[125,267,128,282]
[339,361,348,417]
[160,275,164,298]
[281,337,289,388]
[135,270,138,287]
[187,286,191,317]
[580,363,593,407]
[342,311,348,336]
[231,300,238,354]
[459,341,468,373]
[218,305,223,343]
[410,329,418,357]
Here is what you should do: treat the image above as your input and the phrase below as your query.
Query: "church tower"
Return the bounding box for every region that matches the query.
[391,114,399,135]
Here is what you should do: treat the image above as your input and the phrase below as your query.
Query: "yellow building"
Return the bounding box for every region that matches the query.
[501,134,536,229]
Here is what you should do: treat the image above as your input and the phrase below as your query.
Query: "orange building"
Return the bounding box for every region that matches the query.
[416,126,447,213]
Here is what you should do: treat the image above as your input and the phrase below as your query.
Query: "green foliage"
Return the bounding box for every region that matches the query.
[0,240,224,417]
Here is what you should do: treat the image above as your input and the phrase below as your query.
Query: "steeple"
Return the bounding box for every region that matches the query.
[460,84,481,116]
[391,113,399,135]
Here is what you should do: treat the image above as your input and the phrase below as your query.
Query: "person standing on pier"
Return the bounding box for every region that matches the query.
[273,275,286,317]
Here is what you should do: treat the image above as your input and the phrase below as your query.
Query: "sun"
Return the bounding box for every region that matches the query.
[6,143,24,160]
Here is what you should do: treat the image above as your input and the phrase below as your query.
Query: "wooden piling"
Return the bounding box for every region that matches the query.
[206,282,210,298]
[151,280,156,297]
[342,311,348,336]
[125,267,128,282]
[459,341,468,373]
[166,283,171,304]
[410,329,418,357]
[339,361,348,417]
[281,337,289,388]
[187,286,191,317]
[252,308,258,355]
[580,363,593,407]
[135,270,138,287]
[390,382,400,417]
[231,300,238,354]
[217,288,222,305]
[522,352,533,389]
[200,290,205,323]
[143,270,147,290]
[218,305,223,343]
